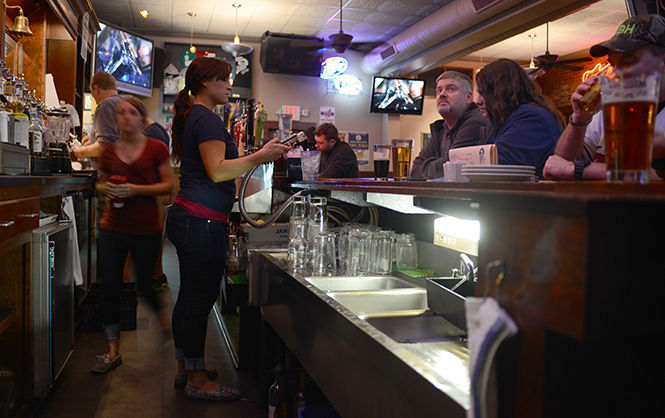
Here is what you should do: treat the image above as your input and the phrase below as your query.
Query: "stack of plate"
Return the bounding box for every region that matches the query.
[460,165,536,182]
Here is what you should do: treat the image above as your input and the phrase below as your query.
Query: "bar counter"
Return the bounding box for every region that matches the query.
[272,177,665,418]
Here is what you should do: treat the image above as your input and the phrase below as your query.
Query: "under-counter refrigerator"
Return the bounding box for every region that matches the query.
[31,221,74,398]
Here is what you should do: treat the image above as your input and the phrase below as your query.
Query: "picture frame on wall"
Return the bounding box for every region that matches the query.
[421,132,431,148]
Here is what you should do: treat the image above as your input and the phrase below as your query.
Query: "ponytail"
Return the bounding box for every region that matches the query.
[171,89,193,164]
[170,57,232,164]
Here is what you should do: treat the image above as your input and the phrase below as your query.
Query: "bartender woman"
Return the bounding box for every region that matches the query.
[166,57,290,401]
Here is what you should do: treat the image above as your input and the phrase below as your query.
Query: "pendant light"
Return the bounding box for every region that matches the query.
[222,4,253,57]
[188,12,197,54]
[528,33,537,69]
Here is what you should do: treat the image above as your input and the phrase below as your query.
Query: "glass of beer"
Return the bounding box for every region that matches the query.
[391,139,412,180]
[373,144,391,180]
[601,71,660,183]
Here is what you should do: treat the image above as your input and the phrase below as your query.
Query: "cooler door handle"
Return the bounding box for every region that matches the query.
[0,220,16,228]
[18,212,39,218]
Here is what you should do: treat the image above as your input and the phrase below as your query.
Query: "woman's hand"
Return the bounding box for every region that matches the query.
[104,182,137,199]
[257,138,292,163]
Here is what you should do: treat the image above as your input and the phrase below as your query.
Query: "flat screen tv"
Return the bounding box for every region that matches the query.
[95,22,154,97]
[370,76,425,115]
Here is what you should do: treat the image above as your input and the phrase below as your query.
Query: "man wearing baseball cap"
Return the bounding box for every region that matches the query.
[543,14,665,180]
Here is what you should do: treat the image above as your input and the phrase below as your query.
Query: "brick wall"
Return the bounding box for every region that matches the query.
[538,57,607,116]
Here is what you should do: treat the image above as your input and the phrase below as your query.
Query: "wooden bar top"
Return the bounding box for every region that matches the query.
[286,177,665,202]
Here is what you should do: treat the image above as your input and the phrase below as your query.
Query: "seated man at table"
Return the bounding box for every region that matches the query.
[410,71,489,180]
[543,14,665,180]
[315,123,359,178]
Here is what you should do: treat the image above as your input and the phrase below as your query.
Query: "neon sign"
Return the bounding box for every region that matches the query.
[582,63,611,82]
[320,57,349,79]
[334,75,362,95]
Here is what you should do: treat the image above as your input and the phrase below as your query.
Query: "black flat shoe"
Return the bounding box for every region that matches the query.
[174,369,218,388]
[184,384,240,401]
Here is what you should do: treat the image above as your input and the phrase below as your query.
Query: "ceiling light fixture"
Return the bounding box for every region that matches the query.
[139,0,150,19]
[222,4,253,57]
[188,12,197,54]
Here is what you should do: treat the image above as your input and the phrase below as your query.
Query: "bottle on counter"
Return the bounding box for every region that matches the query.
[268,365,286,418]
[28,95,44,156]
[292,371,306,418]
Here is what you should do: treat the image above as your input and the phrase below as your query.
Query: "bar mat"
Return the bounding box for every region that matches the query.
[393,267,436,278]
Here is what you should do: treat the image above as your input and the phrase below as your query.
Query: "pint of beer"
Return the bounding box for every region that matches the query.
[391,139,412,180]
[601,71,660,183]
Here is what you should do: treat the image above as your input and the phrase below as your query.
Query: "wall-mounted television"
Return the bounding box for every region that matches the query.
[370,76,425,115]
[95,22,154,97]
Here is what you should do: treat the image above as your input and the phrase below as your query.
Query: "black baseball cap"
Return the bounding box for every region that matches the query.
[590,14,665,57]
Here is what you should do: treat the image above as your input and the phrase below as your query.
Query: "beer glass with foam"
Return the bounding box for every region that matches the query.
[601,71,660,183]
[391,139,412,180]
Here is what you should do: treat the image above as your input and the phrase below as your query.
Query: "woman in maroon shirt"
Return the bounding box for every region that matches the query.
[91,97,176,374]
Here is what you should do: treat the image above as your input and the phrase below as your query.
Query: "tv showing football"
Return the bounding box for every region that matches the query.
[370,76,425,115]
[95,22,154,97]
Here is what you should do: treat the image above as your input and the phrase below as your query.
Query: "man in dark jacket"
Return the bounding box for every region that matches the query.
[410,71,489,179]
[315,123,359,178]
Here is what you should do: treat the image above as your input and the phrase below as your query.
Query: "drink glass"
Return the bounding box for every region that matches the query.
[371,230,394,274]
[311,232,337,276]
[395,233,418,270]
[601,71,660,183]
[307,196,327,242]
[391,139,412,180]
[347,228,371,276]
[288,218,308,270]
[373,144,391,180]
[109,175,127,208]
[301,150,320,181]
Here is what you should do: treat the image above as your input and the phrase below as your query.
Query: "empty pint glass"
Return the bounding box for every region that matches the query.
[391,139,412,180]
[601,71,660,183]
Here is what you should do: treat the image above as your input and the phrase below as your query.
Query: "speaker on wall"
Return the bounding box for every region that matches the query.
[153,47,166,88]
[260,31,323,77]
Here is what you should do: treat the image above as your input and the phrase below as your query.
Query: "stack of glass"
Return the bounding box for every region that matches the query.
[288,196,309,270]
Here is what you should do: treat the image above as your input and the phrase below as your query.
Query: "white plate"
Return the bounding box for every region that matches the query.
[463,165,536,171]
[462,168,536,176]
[464,172,536,182]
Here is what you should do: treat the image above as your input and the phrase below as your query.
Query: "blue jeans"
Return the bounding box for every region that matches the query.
[166,204,227,371]
[98,228,162,341]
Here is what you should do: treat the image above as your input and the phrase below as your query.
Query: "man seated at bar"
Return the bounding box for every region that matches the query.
[410,71,489,180]
[475,59,564,177]
[314,123,359,178]
[543,14,665,180]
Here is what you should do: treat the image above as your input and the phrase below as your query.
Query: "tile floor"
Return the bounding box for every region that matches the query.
[34,239,264,417]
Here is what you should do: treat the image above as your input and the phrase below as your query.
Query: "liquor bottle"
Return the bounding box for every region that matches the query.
[268,366,284,418]
[292,371,306,418]
[28,101,44,156]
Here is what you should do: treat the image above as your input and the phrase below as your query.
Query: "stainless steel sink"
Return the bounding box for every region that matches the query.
[305,276,418,292]
[366,312,466,344]
[328,288,428,317]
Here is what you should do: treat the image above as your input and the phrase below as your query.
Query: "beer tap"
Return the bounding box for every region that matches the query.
[245,97,256,154]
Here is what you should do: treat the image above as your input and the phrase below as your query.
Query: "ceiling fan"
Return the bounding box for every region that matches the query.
[528,22,592,78]
[289,0,384,54]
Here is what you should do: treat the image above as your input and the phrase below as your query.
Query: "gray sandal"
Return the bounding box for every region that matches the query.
[184,384,240,401]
